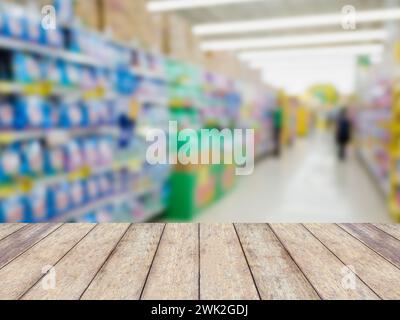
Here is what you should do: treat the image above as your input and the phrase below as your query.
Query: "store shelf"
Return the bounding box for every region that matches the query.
[51,191,133,222]
[0,126,119,145]
[0,81,117,101]
[357,149,390,197]
[134,204,166,223]
[0,36,112,68]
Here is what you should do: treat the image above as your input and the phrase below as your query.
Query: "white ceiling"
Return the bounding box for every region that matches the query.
[149,0,400,94]
[176,0,394,24]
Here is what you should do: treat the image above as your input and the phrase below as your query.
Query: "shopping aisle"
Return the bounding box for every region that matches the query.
[197,132,391,223]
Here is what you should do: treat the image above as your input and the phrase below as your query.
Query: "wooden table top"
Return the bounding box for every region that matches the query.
[0,223,399,300]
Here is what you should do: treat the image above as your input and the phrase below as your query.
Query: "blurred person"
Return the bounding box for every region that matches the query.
[335,107,352,161]
[272,106,284,157]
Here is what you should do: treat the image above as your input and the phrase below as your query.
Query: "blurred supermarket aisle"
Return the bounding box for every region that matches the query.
[197,132,391,223]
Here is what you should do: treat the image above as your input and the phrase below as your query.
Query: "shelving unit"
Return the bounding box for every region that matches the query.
[0,0,274,223]
[0,2,169,223]
[355,54,399,222]
[389,78,400,221]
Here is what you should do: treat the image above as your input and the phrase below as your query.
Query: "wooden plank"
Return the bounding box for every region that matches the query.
[235,224,319,300]
[372,224,400,241]
[0,224,62,269]
[82,224,165,300]
[141,224,198,300]
[0,224,95,300]
[270,224,378,300]
[21,224,129,300]
[305,224,400,299]
[200,224,259,300]
[339,224,400,269]
[0,224,27,241]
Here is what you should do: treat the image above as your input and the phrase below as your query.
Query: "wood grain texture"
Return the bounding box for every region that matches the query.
[305,224,400,299]
[235,224,319,300]
[142,224,198,300]
[82,224,165,300]
[0,224,61,269]
[270,224,378,300]
[200,224,259,300]
[372,224,400,241]
[339,224,400,269]
[21,224,129,300]
[0,223,398,301]
[0,224,94,300]
[0,224,27,241]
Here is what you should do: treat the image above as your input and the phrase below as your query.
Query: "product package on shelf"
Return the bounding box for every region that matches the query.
[0,0,170,223]
[355,56,400,221]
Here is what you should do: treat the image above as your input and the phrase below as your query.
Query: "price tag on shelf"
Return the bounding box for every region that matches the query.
[128,158,142,172]
[0,82,14,94]
[19,178,34,193]
[129,99,140,119]
[0,182,21,197]
[80,166,92,179]
[68,166,92,181]
[84,87,105,100]
[0,133,16,145]
[23,83,52,96]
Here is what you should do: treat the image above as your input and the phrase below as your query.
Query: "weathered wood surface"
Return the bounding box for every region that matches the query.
[0,223,398,300]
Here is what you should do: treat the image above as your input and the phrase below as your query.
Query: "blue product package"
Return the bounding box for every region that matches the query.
[0,145,21,184]
[26,187,49,222]
[68,28,82,53]
[85,176,100,202]
[82,138,98,166]
[41,59,63,84]
[70,180,85,208]
[44,146,65,175]
[98,173,114,197]
[59,101,85,128]
[97,137,115,165]
[15,97,50,129]
[12,52,42,84]
[63,139,83,171]
[85,101,102,127]
[80,67,96,90]
[20,141,44,177]
[105,100,117,125]
[24,17,42,43]
[47,182,71,218]
[116,69,139,95]
[0,99,15,129]
[96,68,111,90]
[97,101,112,125]
[42,28,63,48]
[3,11,24,39]
[80,212,97,223]
[47,101,60,128]
[0,13,4,35]
[61,63,81,86]
[54,0,74,25]
[95,206,114,223]
[0,195,26,223]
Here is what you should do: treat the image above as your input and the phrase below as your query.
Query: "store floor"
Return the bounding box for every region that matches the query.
[197,132,392,223]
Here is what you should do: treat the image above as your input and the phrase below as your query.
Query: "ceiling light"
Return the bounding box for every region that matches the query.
[238,44,384,61]
[200,29,387,51]
[194,8,400,35]
[147,0,263,12]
